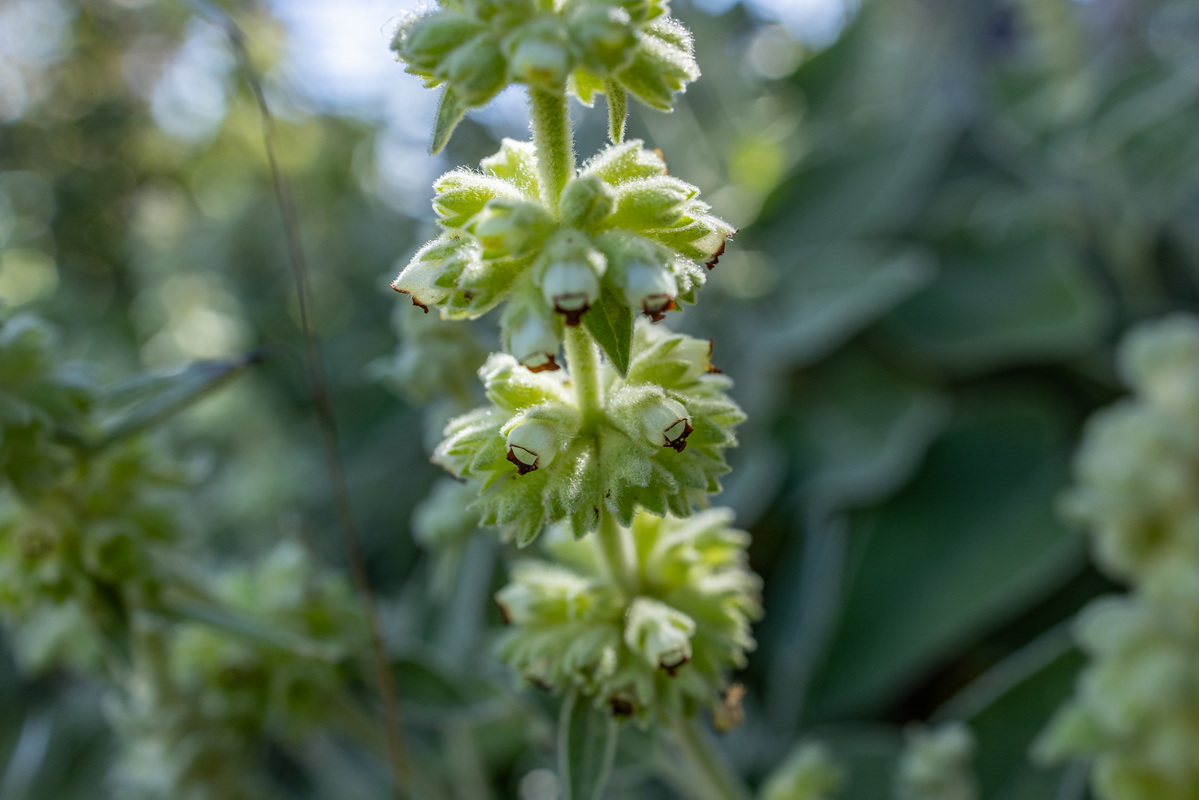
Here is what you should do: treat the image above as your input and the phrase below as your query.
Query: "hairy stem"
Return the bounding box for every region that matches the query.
[564,324,603,421]
[595,509,639,591]
[604,81,627,144]
[671,718,752,800]
[528,87,575,209]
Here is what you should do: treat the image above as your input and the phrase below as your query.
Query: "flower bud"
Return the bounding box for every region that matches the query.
[540,260,601,325]
[469,199,551,259]
[1119,314,1199,421]
[581,139,667,184]
[505,418,561,474]
[559,174,617,229]
[502,296,562,372]
[433,171,520,229]
[394,11,484,75]
[614,18,699,111]
[761,743,844,800]
[609,176,697,231]
[465,0,537,23]
[569,5,639,74]
[438,33,508,106]
[391,235,475,311]
[504,21,574,89]
[481,138,541,196]
[619,260,676,321]
[639,397,691,451]
[624,597,695,673]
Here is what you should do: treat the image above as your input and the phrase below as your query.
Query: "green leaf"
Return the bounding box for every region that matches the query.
[431,86,469,155]
[934,625,1085,800]
[883,231,1105,374]
[804,388,1087,719]
[94,355,256,448]
[582,289,633,377]
[558,689,618,800]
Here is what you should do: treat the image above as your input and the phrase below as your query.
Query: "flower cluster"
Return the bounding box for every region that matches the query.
[760,743,844,800]
[1039,315,1199,800]
[391,138,733,371]
[895,723,979,800]
[494,508,760,722]
[434,323,743,545]
[0,313,93,496]
[0,439,180,672]
[110,541,366,800]
[393,0,699,150]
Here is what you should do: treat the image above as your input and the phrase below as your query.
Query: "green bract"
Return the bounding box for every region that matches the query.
[392,0,696,152]
[433,323,743,545]
[392,138,733,371]
[494,508,760,722]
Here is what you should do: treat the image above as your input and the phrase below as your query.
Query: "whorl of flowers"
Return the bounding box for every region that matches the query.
[434,323,743,545]
[895,723,979,800]
[494,508,760,722]
[390,138,734,371]
[392,0,699,152]
[1039,315,1199,800]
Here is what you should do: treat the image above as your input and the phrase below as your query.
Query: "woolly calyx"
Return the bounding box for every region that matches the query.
[432,324,743,546]
[392,0,695,151]
[494,508,761,723]
[392,138,733,342]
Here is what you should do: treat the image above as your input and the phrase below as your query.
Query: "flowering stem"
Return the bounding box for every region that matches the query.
[528,87,575,210]
[564,324,604,422]
[596,508,638,591]
[671,718,752,800]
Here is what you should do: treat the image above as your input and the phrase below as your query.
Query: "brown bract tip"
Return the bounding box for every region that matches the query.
[652,148,667,173]
[643,297,677,323]
[554,299,590,326]
[391,284,430,313]
[705,235,731,270]
[706,339,723,373]
[713,684,747,734]
[495,598,511,626]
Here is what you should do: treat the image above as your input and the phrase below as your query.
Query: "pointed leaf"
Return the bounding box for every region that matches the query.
[605,81,627,144]
[582,289,633,377]
[431,87,469,155]
[94,354,257,448]
[559,689,618,800]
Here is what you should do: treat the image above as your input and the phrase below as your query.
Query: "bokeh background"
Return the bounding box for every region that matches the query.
[3,0,1198,796]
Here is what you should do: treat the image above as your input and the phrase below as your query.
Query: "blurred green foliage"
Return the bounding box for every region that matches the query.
[2,0,1198,796]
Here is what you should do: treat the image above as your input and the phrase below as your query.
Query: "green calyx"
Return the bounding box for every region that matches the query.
[433,324,743,546]
[392,0,696,152]
[494,508,760,723]
[391,138,733,371]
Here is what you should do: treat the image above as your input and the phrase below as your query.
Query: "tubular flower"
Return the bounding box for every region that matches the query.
[390,138,734,361]
[433,324,743,546]
[494,508,761,723]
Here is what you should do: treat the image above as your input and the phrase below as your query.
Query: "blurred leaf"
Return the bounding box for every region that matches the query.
[582,289,634,377]
[935,624,1084,800]
[558,689,618,800]
[94,355,257,448]
[759,108,955,245]
[789,348,950,510]
[805,389,1086,719]
[757,243,937,369]
[432,87,469,155]
[806,724,902,800]
[883,232,1104,373]
[392,649,507,716]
